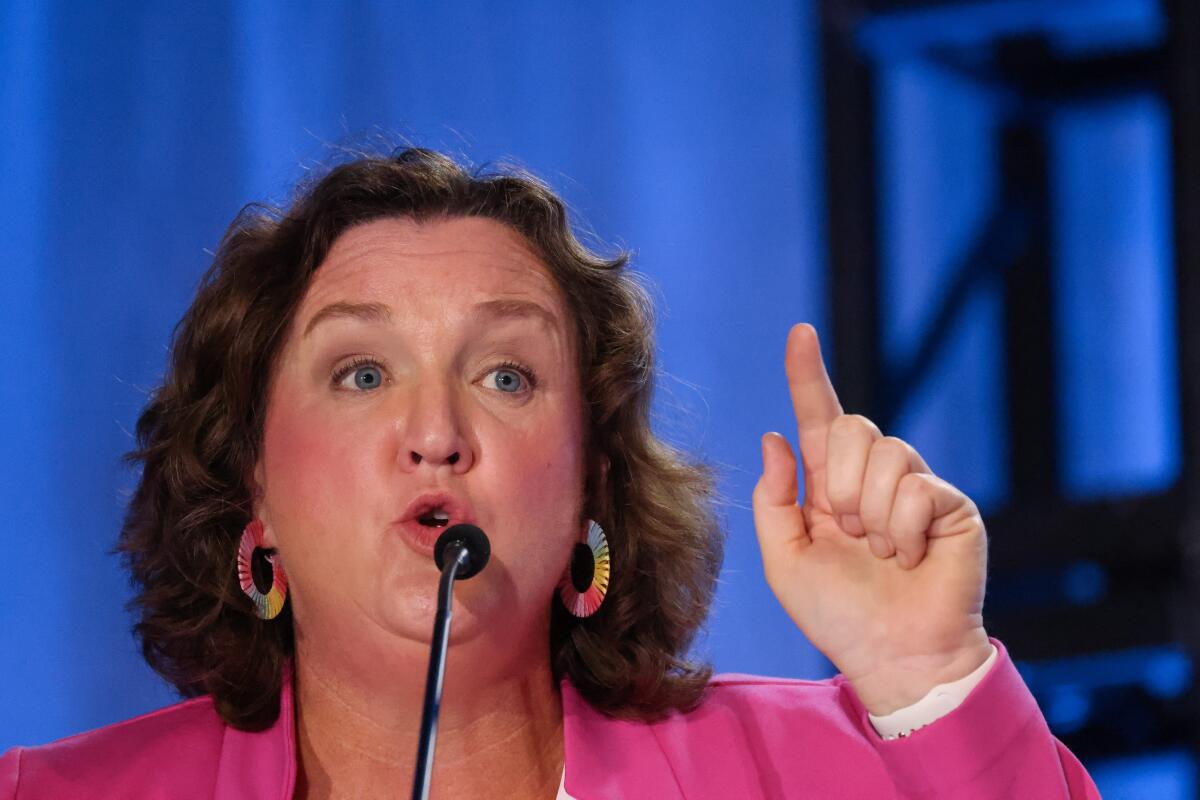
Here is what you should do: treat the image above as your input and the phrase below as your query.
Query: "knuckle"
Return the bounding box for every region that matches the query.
[828,415,855,438]
[897,471,930,498]
[964,495,982,519]
[878,434,906,452]
[831,414,879,439]
[872,436,910,463]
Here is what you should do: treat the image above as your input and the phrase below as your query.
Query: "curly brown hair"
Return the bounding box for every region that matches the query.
[118,147,724,731]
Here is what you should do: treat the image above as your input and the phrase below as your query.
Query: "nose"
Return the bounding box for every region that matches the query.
[397,380,474,474]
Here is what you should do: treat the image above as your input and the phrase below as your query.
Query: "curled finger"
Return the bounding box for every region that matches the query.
[889,472,939,569]
[825,414,880,536]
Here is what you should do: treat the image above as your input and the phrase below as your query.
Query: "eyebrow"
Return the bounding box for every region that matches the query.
[303,301,392,338]
[471,298,562,334]
[301,298,561,338]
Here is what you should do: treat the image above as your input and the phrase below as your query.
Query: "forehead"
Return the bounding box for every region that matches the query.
[299,216,562,313]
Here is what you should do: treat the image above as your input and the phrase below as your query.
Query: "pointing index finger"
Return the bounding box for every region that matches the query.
[786,324,843,497]
[787,323,843,434]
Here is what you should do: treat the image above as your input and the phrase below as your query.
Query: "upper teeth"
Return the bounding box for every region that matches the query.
[431,510,449,521]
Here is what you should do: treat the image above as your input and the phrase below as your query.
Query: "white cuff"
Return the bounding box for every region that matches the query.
[868,644,998,740]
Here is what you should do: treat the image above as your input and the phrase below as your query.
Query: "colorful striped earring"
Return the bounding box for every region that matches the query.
[237,519,288,620]
[559,519,610,618]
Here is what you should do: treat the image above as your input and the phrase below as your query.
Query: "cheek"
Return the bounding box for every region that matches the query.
[494,409,587,536]
[260,399,380,538]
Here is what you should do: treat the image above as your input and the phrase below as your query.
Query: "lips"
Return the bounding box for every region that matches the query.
[393,491,477,554]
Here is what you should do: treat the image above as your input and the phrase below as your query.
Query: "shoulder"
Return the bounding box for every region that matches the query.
[566,671,866,744]
[561,672,888,796]
[1,695,226,800]
[663,672,868,741]
[705,671,846,705]
[566,671,870,750]
[651,673,883,781]
[688,671,857,722]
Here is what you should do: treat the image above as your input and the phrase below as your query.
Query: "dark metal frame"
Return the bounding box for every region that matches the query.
[1166,0,1200,759]
[819,0,1200,762]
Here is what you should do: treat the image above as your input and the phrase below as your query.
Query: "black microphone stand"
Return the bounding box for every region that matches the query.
[411,525,490,800]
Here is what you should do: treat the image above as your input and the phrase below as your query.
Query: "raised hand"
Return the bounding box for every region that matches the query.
[752,324,992,715]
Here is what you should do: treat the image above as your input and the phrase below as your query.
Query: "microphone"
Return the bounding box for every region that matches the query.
[433,523,490,580]
[412,524,492,800]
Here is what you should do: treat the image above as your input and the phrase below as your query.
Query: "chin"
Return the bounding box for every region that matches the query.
[358,545,551,662]
[371,576,497,648]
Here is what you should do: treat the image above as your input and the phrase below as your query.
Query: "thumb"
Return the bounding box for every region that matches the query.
[752,432,810,561]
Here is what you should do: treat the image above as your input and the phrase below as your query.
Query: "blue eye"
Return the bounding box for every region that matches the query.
[335,361,384,391]
[484,366,531,394]
[353,366,383,390]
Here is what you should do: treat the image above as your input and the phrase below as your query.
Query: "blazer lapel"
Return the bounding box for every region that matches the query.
[213,663,297,800]
[561,680,684,799]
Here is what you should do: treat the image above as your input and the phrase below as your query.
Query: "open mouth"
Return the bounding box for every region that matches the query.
[395,493,474,554]
[417,508,451,528]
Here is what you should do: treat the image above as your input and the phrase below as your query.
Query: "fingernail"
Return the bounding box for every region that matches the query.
[839,514,864,535]
[867,533,889,558]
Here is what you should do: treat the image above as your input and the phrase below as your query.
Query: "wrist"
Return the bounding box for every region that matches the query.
[848,630,992,716]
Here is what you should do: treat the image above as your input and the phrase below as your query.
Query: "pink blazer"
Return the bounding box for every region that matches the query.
[1,641,1098,799]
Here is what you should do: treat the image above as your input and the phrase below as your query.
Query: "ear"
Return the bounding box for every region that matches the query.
[586,451,611,520]
[595,453,610,487]
[246,459,279,548]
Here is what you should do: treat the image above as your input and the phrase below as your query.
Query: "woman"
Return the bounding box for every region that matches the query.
[0,149,1098,798]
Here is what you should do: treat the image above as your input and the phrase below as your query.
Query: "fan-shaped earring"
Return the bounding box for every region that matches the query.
[559,519,610,618]
[237,519,288,620]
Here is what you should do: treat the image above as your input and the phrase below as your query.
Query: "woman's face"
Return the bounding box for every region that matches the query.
[253,216,587,670]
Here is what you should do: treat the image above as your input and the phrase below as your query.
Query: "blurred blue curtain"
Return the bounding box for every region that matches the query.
[0,1,829,748]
